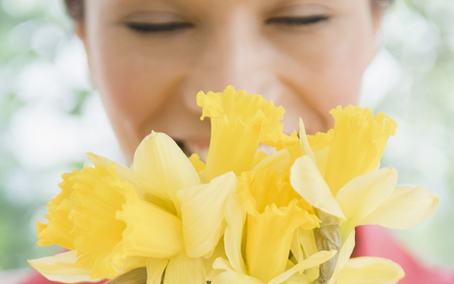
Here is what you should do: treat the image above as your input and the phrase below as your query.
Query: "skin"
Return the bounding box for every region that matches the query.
[75,0,384,164]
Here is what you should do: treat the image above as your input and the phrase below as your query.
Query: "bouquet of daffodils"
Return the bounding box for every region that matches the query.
[29,86,440,284]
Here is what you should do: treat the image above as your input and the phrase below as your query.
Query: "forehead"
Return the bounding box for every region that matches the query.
[88,0,346,15]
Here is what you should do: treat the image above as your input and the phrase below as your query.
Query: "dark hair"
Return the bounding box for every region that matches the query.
[64,0,393,22]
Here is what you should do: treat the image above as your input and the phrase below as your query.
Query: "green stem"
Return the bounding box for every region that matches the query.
[312,209,341,284]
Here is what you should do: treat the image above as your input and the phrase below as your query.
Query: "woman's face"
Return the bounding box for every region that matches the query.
[77,0,383,163]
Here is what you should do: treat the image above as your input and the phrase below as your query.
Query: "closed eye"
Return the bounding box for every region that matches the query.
[126,22,194,33]
[266,15,329,26]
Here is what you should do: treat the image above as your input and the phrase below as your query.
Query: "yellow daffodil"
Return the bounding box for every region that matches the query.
[289,106,439,284]
[212,151,336,284]
[31,89,441,284]
[30,131,237,284]
[291,106,439,235]
[311,105,398,196]
[30,163,143,282]
[36,169,78,250]
[291,106,397,213]
[196,86,285,181]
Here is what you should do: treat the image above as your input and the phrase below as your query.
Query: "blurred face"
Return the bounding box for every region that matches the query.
[77,0,382,164]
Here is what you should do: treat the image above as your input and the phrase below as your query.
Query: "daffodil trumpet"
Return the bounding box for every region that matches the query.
[30,86,440,284]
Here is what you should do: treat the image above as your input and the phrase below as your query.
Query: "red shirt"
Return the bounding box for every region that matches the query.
[21,225,454,284]
[352,225,454,284]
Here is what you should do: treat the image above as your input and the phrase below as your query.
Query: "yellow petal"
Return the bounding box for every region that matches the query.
[28,251,100,283]
[164,253,206,284]
[132,131,200,216]
[290,231,304,265]
[298,118,315,163]
[291,228,318,266]
[238,165,319,282]
[70,164,129,279]
[189,153,206,173]
[204,238,227,281]
[87,153,138,187]
[280,274,311,284]
[224,193,247,274]
[212,258,265,284]
[290,156,345,219]
[116,184,184,259]
[360,186,440,229]
[146,258,168,284]
[291,230,323,282]
[87,152,157,211]
[336,168,398,240]
[307,130,335,177]
[336,257,405,284]
[197,86,285,181]
[37,170,78,250]
[178,172,237,258]
[245,201,312,283]
[262,130,302,165]
[212,270,265,284]
[239,168,303,215]
[300,229,319,259]
[252,149,290,175]
[324,106,397,195]
[251,151,269,169]
[328,230,356,284]
[269,250,337,284]
[87,152,178,225]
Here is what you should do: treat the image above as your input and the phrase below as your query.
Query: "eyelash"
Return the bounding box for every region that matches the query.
[126,15,329,34]
[126,22,194,33]
[266,15,329,26]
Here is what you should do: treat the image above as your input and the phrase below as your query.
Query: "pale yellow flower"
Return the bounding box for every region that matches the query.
[291,106,439,235]
[212,151,336,284]
[309,105,398,196]
[36,169,78,250]
[30,132,237,284]
[196,86,285,181]
[289,106,439,284]
[31,163,144,281]
[30,92,440,284]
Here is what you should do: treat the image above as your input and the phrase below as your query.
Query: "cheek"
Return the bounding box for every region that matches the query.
[273,24,374,133]
[85,32,192,159]
[88,34,190,134]
[316,30,371,107]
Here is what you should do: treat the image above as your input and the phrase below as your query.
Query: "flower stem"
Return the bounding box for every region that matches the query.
[312,209,341,284]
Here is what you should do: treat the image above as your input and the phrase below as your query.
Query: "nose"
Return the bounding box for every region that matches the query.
[180,14,282,113]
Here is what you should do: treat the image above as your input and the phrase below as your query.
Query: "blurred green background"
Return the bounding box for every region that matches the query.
[0,0,453,277]
[0,0,123,275]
